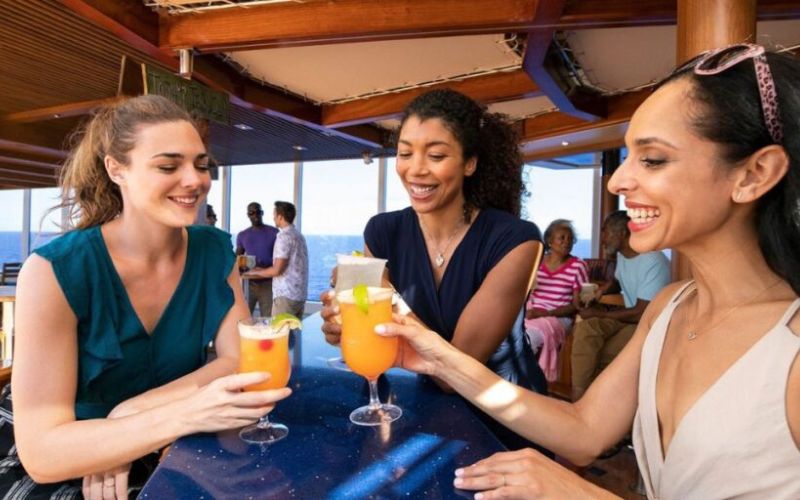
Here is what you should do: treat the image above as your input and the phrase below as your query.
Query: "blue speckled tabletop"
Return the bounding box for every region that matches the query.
[139,314,504,499]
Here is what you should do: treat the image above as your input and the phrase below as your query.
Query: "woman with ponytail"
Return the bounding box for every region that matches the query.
[321,89,547,450]
[374,46,800,498]
[5,95,290,498]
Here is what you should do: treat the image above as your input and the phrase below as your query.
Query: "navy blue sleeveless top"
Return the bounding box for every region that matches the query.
[365,207,546,392]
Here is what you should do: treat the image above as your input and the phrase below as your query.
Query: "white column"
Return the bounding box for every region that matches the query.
[591,159,603,258]
[377,156,387,214]
[21,189,31,257]
[221,165,232,232]
[293,159,304,232]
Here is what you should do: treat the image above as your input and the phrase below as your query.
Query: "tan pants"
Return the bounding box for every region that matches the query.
[571,317,637,394]
[272,296,305,318]
[248,279,273,316]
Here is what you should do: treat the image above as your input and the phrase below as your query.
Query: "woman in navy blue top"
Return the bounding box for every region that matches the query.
[7,96,290,498]
[322,89,546,449]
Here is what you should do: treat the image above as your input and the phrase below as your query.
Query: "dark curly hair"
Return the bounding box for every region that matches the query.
[398,89,526,221]
[659,49,800,295]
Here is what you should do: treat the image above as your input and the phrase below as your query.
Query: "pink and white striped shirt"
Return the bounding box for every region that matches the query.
[527,256,588,311]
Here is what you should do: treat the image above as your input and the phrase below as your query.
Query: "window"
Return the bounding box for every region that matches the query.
[384,157,411,212]
[302,159,379,300]
[205,174,223,228]
[30,188,63,250]
[229,163,295,238]
[523,164,596,258]
[0,190,23,267]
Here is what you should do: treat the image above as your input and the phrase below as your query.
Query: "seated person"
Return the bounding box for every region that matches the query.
[321,89,547,450]
[4,96,290,498]
[524,219,588,381]
[571,210,670,399]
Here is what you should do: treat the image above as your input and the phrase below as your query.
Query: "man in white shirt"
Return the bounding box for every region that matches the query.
[246,201,308,317]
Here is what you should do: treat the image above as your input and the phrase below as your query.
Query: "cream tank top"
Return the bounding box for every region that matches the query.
[632,282,800,499]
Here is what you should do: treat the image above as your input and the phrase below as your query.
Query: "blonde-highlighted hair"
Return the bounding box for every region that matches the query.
[58,95,196,229]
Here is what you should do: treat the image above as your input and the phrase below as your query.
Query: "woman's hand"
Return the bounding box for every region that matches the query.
[320,290,342,346]
[180,372,292,434]
[375,315,454,377]
[453,448,617,499]
[82,464,130,500]
[526,308,549,320]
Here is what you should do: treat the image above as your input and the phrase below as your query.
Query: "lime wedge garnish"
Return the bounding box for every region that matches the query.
[353,283,369,314]
[351,250,364,257]
[271,313,302,331]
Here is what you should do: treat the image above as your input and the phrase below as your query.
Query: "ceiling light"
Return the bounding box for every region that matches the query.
[233,123,253,131]
[293,145,307,151]
[561,141,570,146]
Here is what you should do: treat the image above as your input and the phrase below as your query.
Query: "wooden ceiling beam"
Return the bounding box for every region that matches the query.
[160,0,800,54]
[0,171,55,187]
[0,139,68,161]
[160,0,543,52]
[0,156,60,172]
[558,0,800,29]
[520,89,649,143]
[322,70,541,128]
[0,164,60,179]
[2,97,124,124]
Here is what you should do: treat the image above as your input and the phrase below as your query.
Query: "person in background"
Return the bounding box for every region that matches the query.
[236,202,279,315]
[4,95,290,499]
[524,219,588,382]
[205,204,218,226]
[320,89,546,451]
[376,44,800,498]
[571,210,670,400]
[246,201,308,318]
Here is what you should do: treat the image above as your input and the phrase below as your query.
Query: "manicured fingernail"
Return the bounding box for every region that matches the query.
[374,325,386,334]
[474,494,484,500]
[454,468,464,476]
[453,477,463,487]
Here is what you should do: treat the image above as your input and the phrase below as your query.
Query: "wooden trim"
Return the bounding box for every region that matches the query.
[322,70,541,128]
[2,97,124,124]
[160,0,543,52]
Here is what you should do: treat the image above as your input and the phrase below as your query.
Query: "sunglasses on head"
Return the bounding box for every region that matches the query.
[671,43,782,144]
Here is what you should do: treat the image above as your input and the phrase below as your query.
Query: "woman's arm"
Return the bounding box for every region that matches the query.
[12,256,287,483]
[110,263,249,414]
[382,282,682,464]
[450,240,540,364]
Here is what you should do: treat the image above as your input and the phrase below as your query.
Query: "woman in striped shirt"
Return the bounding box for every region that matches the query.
[525,219,588,380]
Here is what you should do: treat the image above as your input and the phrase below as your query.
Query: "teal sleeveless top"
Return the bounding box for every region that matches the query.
[34,225,236,420]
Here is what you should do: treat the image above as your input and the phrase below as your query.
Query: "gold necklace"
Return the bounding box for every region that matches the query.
[418,216,464,268]
[685,278,783,341]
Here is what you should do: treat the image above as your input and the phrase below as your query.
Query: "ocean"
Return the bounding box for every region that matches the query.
[0,231,591,300]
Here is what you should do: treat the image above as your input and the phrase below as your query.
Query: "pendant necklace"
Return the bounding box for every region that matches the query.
[685,278,783,341]
[418,216,463,268]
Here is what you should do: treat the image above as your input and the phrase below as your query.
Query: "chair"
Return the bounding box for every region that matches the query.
[525,241,545,296]
[0,262,21,286]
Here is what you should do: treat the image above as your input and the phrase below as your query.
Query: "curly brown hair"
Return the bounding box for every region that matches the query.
[398,89,526,221]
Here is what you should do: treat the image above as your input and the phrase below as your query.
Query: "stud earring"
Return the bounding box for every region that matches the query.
[734,191,743,202]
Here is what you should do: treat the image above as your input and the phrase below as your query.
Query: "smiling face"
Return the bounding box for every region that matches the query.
[395,115,476,216]
[110,120,210,228]
[548,226,574,258]
[608,79,740,254]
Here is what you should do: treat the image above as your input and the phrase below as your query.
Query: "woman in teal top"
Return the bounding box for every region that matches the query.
[5,95,291,499]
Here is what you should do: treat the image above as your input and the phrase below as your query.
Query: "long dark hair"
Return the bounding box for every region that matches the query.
[659,51,800,295]
[398,89,526,220]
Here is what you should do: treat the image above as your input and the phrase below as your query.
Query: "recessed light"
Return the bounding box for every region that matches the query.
[293,145,307,151]
[234,123,253,131]
[561,141,570,146]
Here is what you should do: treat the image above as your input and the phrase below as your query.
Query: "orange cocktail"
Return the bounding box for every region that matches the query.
[237,316,294,444]
[339,287,396,380]
[239,330,291,391]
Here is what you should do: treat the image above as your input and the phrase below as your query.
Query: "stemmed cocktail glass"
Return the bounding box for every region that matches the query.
[338,286,402,426]
[237,316,295,444]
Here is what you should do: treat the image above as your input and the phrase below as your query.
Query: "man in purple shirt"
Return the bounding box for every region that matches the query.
[236,202,279,314]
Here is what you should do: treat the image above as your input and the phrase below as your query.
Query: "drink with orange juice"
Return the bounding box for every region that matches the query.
[337,285,402,426]
[339,286,396,379]
[237,315,300,444]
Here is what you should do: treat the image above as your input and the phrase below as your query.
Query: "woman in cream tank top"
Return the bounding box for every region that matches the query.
[368,44,800,499]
